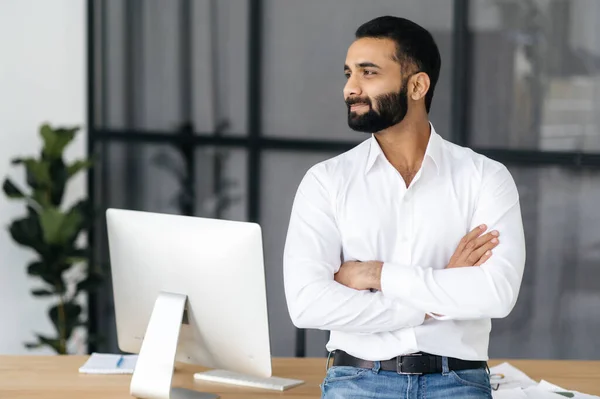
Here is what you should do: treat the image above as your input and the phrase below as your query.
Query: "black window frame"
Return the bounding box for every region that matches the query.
[85,0,600,357]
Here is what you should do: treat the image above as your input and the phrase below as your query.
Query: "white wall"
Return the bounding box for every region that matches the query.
[0,0,86,354]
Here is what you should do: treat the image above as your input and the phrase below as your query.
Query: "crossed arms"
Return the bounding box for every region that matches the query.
[283,164,526,333]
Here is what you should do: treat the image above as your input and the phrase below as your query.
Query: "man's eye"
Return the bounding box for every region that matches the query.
[344,73,351,79]
[364,70,377,76]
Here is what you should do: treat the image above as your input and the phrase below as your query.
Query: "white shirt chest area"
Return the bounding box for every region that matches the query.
[336,161,478,270]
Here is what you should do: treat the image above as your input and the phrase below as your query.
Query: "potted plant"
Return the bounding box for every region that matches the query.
[2,124,101,354]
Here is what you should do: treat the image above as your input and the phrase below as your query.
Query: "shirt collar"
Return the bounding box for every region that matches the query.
[365,123,442,175]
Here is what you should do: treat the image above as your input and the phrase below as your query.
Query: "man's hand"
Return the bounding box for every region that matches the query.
[446,224,499,269]
[335,225,499,318]
[334,260,383,291]
[425,225,499,320]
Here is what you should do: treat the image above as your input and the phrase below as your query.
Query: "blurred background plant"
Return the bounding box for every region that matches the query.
[2,124,101,354]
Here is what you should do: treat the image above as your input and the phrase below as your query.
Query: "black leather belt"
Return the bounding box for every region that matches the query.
[332,350,487,375]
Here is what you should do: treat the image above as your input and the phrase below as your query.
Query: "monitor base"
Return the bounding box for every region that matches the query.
[170,387,218,399]
[129,291,219,399]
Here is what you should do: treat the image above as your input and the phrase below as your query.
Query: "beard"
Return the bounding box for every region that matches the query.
[346,85,408,133]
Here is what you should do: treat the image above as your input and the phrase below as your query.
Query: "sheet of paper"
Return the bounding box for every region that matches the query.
[537,380,600,399]
[489,363,599,399]
[523,387,569,399]
[493,387,530,398]
[79,352,138,374]
[489,362,538,390]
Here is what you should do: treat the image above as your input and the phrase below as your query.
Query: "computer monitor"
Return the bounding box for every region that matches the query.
[106,208,272,399]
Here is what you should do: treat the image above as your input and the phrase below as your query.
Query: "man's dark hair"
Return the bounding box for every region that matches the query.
[355,16,441,113]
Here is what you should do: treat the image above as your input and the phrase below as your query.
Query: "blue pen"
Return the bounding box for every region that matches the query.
[116,355,124,368]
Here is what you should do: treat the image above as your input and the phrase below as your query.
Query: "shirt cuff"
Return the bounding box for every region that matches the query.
[380,262,416,300]
[426,313,452,321]
[403,307,427,327]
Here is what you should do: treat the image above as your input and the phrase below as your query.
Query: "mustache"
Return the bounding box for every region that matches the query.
[345,97,372,107]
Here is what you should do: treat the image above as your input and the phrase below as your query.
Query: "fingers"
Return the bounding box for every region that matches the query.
[472,230,499,249]
[457,224,487,253]
[467,237,499,264]
[468,234,500,266]
[463,229,499,260]
[448,225,499,269]
[466,224,488,244]
[472,232,500,256]
[474,250,493,266]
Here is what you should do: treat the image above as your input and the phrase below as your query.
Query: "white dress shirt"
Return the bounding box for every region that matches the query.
[283,124,526,361]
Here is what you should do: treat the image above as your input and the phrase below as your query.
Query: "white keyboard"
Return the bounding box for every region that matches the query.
[193,369,304,391]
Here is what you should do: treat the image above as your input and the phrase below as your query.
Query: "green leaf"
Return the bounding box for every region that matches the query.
[27,261,67,293]
[27,261,45,276]
[40,124,78,159]
[76,271,103,294]
[48,158,67,206]
[59,201,91,248]
[62,211,84,244]
[11,157,25,165]
[24,342,43,349]
[31,288,54,297]
[69,200,91,224]
[66,256,87,265]
[72,319,88,330]
[67,159,93,178]
[49,302,82,342]
[38,207,65,244]
[68,247,88,258]
[65,200,89,233]
[36,243,65,271]
[9,214,45,252]
[65,246,88,265]
[2,178,25,199]
[31,190,51,209]
[28,161,51,189]
[35,333,63,354]
[12,158,52,190]
[42,272,66,293]
[52,276,67,294]
[39,205,83,245]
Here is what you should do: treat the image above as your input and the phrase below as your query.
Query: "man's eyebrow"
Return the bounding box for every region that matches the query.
[357,62,381,69]
[344,62,382,72]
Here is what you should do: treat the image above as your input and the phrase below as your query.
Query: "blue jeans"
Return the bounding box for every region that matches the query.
[321,360,492,399]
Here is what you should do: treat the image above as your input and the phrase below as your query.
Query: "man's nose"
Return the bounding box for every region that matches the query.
[343,75,362,99]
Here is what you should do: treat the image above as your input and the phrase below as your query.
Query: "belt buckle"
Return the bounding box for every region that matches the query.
[396,353,423,375]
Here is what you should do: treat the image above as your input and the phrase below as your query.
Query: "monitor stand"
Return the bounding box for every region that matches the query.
[129,291,218,399]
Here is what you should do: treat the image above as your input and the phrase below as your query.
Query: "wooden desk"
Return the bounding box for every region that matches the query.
[0,356,598,398]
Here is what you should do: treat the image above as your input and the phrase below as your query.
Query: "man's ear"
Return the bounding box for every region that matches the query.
[409,72,431,101]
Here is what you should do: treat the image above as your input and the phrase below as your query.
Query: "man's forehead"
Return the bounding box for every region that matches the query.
[345,37,397,66]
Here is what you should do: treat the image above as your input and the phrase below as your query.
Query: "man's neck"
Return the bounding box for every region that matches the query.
[373,116,431,181]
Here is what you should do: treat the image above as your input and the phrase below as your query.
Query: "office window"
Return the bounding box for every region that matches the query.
[88,0,600,360]
[93,142,246,218]
[99,0,249,135]
[194,147,248,221]
[489,165,600,359]
[469,0,600,151]
[261,0,454,141]
[190,0,250,136]
[260,151,339,356]
[90,141,248,350]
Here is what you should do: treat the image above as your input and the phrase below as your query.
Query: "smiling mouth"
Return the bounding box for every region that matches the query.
[350,104,370,112]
